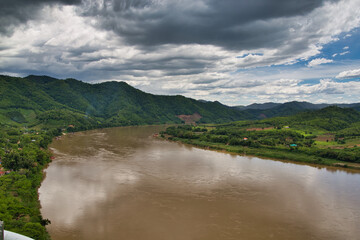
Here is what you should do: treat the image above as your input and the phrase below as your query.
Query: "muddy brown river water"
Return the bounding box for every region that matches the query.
[39,126,360,240]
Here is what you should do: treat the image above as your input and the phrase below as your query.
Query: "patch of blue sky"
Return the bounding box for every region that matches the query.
[233,28,360,88]
[312,27,360,61]
[236,53,264,58]
[298,78,321,85]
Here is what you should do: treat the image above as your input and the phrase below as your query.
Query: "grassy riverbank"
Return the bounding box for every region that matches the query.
[161,107,360,170]
[165,136,356,168]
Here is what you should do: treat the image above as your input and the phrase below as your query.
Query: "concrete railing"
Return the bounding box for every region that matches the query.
[1,221,34,240]
[0,221,3,240]
[3,231,34,240]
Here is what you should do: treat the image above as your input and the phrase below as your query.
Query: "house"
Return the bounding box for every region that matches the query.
[243,137,248,141]
[290,144,297,147]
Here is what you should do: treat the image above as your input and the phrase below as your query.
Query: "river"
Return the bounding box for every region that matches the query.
[39,126,360,240]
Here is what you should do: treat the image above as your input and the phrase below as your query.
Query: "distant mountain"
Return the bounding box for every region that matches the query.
[336,103,360,111]
[265,106,360,131]
[1,75,359,129]
[0,75,247,128]
[238,102,282,110]
[235,101,360,120]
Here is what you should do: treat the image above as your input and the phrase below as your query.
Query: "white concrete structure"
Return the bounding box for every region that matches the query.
[4,231,33,240]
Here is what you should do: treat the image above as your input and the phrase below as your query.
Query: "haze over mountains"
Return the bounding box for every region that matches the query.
[1,75,359,129]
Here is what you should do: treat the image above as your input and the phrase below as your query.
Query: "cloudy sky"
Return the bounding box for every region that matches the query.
[0,0,360,105]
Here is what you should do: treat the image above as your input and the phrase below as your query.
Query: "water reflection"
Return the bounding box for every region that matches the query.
[39,126,360,240]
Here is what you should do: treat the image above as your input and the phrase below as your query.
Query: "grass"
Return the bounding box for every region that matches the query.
[315,140,337,147]
[20,109,37,122]
[315,137,360,149]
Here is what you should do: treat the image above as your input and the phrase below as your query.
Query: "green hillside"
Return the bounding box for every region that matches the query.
[259,106,360,131]
[0,75,245,129]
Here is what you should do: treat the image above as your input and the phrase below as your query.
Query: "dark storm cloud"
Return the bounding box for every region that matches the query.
[0,0,82,34]
[89,55,216,75]
[81,0,336,50]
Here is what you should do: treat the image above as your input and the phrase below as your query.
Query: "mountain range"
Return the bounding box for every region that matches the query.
[1,75,359,129]
[0,75,243,128]
[235,101,360,119]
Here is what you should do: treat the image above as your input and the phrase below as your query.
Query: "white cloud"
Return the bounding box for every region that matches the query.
[336,68,360,79]
[343,46,349,50]
[210,78,360,105]
[340,51,350,55]
[307,58,333,67]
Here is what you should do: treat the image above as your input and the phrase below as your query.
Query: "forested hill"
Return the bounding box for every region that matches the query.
[0,75,246,128]
[235,101,360,120]
[256,106,360,131]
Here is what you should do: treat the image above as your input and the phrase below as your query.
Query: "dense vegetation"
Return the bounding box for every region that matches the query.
[0,126,61,239]
[162,106,360,168]
[0,75,246,128]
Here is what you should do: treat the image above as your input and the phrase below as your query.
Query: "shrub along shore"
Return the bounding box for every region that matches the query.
[164,136,359,169]
[161,123,360,170]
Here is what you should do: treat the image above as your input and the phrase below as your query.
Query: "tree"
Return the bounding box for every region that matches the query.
[2,151,34,171]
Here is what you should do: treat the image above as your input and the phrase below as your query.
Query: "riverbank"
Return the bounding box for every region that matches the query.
[160,125,360,171]
[162,136,360,171]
